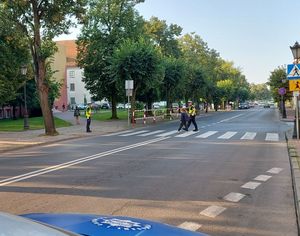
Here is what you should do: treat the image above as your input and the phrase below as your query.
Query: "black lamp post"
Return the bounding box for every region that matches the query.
[21,65,29,130]
[290,42,300,139]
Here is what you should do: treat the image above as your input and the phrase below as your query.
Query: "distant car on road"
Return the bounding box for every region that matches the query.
[0,212,208,236]
[238,102,250,109]
[263,103,270,108]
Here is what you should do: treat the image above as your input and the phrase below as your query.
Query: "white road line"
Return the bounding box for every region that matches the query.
[156,130,178,137]
[103,130,134,136]
[217,131,237,139]
[254,175,272,182]
[0,137,169,187]
[177,222,202,231]
[223,192,246,202]
[218,114,243,123]
[267,167,283,174]
[175,131,199,137]
[241,181,261,189]
[120,130,149,136]
[200,205,226,218]
[138,130,165,136]
[196,131,218,138]
[265,133,279,141]
[241,132,257,140]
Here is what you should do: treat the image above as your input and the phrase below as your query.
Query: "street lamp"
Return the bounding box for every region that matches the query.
[21,65,29,130]
[290,42,300,139]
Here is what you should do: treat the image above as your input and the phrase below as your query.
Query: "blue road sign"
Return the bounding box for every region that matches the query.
[287,64,300,79]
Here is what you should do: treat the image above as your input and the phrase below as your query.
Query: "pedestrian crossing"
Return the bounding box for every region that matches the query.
[105,129,281,142]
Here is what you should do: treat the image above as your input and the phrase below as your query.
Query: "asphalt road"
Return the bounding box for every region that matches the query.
[0,107,298,236]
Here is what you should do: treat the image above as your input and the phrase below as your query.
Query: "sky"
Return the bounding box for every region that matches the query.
[57,0,300,85]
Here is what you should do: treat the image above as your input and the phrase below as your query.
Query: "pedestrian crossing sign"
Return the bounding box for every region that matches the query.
[287,64,300,79]
[289,79,300,91]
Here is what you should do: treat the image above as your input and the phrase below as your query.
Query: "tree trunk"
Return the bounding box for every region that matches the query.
[111,85,118,119]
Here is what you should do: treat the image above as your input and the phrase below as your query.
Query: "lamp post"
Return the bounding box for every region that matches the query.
[21,65,29,130]
[290,42,300,139]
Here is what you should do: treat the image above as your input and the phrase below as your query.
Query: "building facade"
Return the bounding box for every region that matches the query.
[52,40,92,111]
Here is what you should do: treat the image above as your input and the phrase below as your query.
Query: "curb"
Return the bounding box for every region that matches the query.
[286,134,300,233]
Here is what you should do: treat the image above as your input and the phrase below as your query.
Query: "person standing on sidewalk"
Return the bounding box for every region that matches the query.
[74,106,80,125]
[85,104,92,132]
[187,101,198,131]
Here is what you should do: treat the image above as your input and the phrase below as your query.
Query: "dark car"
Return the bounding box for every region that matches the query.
[6,212,209,236]
[101,103,110,109]
[238,102,250,109]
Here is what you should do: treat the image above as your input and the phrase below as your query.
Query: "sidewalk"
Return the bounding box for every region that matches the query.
[0,111,130,153]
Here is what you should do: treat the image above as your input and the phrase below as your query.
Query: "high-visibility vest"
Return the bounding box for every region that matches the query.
[85,107,92,119]
[188,105,196,116]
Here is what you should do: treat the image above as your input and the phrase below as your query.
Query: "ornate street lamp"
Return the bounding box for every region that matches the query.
[290,42,300,139]
[21,65,29,130]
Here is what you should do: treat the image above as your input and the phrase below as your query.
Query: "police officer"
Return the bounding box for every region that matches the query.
[85,103,92,133]
[187,101,198,131]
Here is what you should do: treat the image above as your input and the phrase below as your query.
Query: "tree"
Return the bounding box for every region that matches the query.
[250,83,272,101]
[110,38,163,114]
[268,66,289,103]
[0,0,86,135]
[77,0,144,119]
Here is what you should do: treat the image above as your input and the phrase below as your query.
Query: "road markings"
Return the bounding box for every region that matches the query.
[175,131,199,137]
[218,114,243,123]
[217,131,237,139]
[0,137,169,187]
[241,132,257,140]
[196,131,218,138]
[138,130,165,136]
[223,192,246,202]
[156,130,178,137]
[103,130,134,136]
[254,175,272,182]
[200,205,226,218]
[120,130,149,136]
[178,222,202,231]
[267,167,283,174]
[265,133,279,141]
[241,181,261,189]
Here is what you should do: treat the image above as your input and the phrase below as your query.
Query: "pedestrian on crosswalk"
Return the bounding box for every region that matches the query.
[178,107,189,132]
[187,101,198,131]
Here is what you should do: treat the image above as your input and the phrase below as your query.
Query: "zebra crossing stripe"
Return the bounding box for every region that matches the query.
[196,131,218,138]
[218,132,237,139]
[103,130,135,136]
[175,131,199,137]
[156,130,178,137]
[265,133,279,141]
[138,130,165,136]
[200,205,226,218]
[267,167,283,174]
[120,130,149,136]
[223,192,246,202]
[241,132,257,140]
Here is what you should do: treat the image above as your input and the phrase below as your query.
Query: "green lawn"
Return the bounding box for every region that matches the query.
[92,109,128,121]
[0,116,72,132]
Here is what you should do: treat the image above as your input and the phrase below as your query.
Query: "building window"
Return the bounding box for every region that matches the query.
[70,97,76,105]
[69,71,75,78]
[70,83,75,91]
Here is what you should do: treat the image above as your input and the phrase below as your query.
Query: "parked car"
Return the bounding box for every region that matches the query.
[117,103,125,109]
[77,104,87,110]
[171,103,179,112]
[152,103,160,109]
[0,212,208,236]
[101,103,110,109]
[125,103,131,109]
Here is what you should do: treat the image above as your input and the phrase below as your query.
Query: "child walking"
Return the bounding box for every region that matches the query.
[178,107,189,132]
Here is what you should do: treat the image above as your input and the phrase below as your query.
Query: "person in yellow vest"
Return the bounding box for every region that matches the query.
[187,101,198,131]
[85,104,92,133]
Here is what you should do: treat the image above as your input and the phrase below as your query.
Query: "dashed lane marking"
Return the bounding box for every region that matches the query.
[254,175,272,182]
[267,167,283,174]
[223,192,246,202]
[200,205,226,218]
[177,222,202,231]
[241,181,261,189]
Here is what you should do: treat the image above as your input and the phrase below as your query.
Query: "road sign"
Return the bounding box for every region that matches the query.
[287,64,300,79]
[278,87,286,95]
[289,80,300,91]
